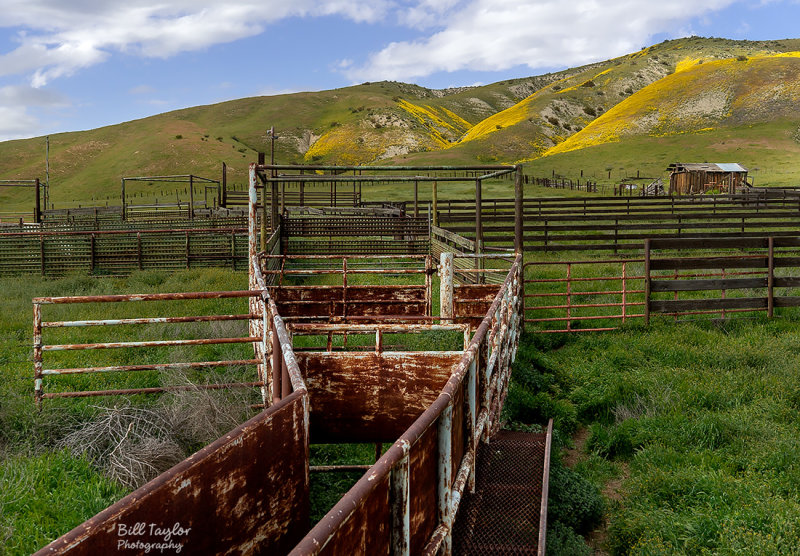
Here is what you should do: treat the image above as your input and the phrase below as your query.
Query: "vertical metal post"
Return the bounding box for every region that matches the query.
[40,234,45,276]
[248,164,258,280]
[414,179,419,217]
[466,357,477,493]
[425,255,433,317]
[221,162,226,207]
[261,298,270,405]
[137,232,143,270]
[438,404,453,555]
[121,178,126,221]
[33,302,43,411]
[391,455,411,556]
[622,262,627,324]
[185,231,190,269]
[644,239,651,325]
[566,263,572,332]
[272,317,282,404]
[475,178,483,282]
[440,253,454,322]
[189,175,194,220]
[514,165,523,253]
[89,234,95,272]
[768,237,775,318]
[271,179,279,232]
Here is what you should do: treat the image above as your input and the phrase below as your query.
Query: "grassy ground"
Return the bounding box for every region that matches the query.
[0,269,257,555]
[510,315,800,554]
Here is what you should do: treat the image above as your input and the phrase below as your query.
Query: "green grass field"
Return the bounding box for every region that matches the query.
[510,317,800,554]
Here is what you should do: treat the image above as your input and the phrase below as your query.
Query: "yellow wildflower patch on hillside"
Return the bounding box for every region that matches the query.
[396,100,471,147]
[675,57,703,73]
[456,89,551,144]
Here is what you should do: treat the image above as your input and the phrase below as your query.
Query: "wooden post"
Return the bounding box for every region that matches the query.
[221,162,226,207]
[34,178,41,223]
[475,178,483,283]
[432,181,438,227]
[514,165,523,254]
[768,236,775,318]
[644,239,651,325]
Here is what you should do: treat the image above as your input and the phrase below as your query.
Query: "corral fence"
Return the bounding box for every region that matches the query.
[35,250,525,555]
[281,205,430,255]
[0,226,249,276]
[436,194,800,253]
[523,236,800,332]
[32,290,267,409]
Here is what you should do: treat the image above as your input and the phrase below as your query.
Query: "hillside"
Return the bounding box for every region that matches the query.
[2,36,800,211]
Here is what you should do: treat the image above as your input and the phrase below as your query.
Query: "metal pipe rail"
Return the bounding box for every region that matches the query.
[33,290,267,408]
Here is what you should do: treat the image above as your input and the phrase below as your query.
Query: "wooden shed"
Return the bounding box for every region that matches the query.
[667,163,749,195]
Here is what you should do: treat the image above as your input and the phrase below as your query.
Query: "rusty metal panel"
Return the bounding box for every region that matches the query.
[454,284,501,327]
[296,351,461,443]
[410,425,438,556]
[272,286,428,322]
[317,475,391,556]
[35,393,309,556]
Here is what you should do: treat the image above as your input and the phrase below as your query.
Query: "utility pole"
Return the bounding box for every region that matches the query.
[45,136,50,209]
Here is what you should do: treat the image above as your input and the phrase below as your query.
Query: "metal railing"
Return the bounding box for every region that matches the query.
[33,290,266,408]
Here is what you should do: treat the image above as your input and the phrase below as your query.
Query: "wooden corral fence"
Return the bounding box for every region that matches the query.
[436,194,800,253]
[644,237,800,322]
[0,227,249,276]
[523,236,800,332]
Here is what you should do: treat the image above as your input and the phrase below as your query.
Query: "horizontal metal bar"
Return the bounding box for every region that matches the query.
[41,382,264,399]
[43,336,262,351]
[526,313,645,322]
[288,323,467,334]
[34,290,263,304]
[525,290,646,298]
[42,314,257,328]
[309,465,373,473]
[0,227,246,238]
[42,359,261,376]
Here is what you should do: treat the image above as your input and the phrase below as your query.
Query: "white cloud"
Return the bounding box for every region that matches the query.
[0,1,394,87]
[0,85,68,140]
[346,0,739,82]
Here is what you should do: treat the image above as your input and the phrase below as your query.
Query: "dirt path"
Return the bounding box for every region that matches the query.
[563,427,629,555]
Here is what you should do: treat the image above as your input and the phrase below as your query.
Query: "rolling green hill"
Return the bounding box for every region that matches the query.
[2,36,800,212]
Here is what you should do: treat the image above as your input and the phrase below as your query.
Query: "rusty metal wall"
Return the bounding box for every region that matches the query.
[271,285,429,323]
[454,284,502,328]
[35,393,309,555]
[297,351,461,443]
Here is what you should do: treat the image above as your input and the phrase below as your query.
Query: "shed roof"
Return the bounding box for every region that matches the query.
[667,162,748,173]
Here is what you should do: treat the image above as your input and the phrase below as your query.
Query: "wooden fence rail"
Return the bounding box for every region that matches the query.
[523,236,800,332]
[433,195,800,253]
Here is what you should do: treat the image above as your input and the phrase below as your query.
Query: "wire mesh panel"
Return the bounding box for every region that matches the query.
[453,430,547,555]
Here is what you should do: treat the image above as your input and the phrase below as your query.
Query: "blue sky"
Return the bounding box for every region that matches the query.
[0,0,798,141]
